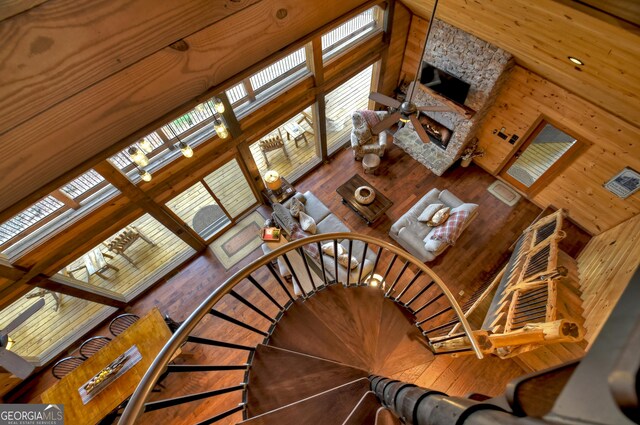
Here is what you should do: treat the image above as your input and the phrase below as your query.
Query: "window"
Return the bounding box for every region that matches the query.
[248,108,319,183]
[1,170,117,255]
[322,7,381,60]
[60,214,195,300]
[109,99,227,183]
[228,48,310,118]
[325,65,375,154]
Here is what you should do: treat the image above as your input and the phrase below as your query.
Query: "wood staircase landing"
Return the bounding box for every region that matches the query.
[243,285,436,424]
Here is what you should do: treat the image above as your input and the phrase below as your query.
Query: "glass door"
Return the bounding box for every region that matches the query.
[500,121,584,194]
[325,65,374,155]
[165,158,258,242]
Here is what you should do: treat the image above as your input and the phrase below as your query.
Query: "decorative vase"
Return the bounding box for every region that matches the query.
[354,186,376,205]
[461,158,472,168]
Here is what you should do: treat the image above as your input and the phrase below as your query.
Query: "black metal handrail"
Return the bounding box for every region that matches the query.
[119,233,482,424]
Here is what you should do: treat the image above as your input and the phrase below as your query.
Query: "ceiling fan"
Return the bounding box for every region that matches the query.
[368,0,449,144]
[0,298,45,379]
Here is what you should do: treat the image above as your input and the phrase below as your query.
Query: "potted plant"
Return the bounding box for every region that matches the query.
[460,141,484,167]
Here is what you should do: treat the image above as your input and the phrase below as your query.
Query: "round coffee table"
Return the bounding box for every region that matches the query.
[362,153,380,175]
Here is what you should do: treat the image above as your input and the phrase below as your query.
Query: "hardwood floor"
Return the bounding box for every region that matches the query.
[10,141,588,424]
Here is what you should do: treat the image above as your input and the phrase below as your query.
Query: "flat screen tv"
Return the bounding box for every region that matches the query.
[419,62,470,105]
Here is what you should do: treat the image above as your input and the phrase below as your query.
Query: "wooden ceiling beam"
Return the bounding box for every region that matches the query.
[0,0,261,136]
[0,0,374,213]
[92,161,205,252]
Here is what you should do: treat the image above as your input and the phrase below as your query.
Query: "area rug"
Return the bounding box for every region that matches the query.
[209,211,266,270]
[487,180,521,206]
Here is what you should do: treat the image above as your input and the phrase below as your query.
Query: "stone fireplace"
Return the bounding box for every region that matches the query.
[393,19,513,175]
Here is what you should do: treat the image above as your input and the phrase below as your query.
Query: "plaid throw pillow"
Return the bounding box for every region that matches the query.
[431,211,469,245]
[289,224,320,260]
[358,110,382,128]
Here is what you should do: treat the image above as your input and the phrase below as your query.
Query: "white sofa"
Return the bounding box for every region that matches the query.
[268,191,377,288]
[389,189,479,262]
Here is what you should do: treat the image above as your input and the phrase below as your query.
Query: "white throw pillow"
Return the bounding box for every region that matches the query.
[321,242,345,257]
[298,211,316,234]
[424,237,446,252]
[418,203,444,222]
[338,253,359,270]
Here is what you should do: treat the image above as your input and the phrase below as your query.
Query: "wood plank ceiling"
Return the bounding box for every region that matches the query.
[399,0,640,125]
[0,0,371,214]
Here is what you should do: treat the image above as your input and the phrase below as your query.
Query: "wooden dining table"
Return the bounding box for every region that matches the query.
[41,308,173,425]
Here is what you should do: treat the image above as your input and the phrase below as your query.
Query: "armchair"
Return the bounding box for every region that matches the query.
[350,110,390,161]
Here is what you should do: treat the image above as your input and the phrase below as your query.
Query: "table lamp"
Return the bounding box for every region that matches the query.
[264,170,282,192]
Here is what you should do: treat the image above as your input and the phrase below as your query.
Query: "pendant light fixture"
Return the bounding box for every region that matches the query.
[138,137,153,153]
[179,141,194,158]
[214,119,229,139]
[167,125,194,158]
[128,146,149,167]
[138,167,152,182]
[212,97,225,114]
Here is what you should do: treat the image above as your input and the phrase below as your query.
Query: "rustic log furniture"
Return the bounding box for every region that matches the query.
[258,131,288,167]
[105,226,155,266]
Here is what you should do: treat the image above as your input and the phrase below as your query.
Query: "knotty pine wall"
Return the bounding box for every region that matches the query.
[473,66,640,235]
[577,214,640,347]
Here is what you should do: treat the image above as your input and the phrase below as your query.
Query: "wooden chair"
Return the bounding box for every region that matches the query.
[258,132,288,167]
[79,336,112,359]
[109,313,140,337]
[52,356,85,379]
[105,226,155,266]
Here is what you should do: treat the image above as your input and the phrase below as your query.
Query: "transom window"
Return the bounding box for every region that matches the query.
[322,7,381,60]
[227,48,310,117]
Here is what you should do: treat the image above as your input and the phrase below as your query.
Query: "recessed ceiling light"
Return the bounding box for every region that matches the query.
[568,56,584,66]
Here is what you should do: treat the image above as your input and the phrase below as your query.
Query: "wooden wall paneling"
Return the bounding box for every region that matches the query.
[377,0,411,96]
[399,0,640,125]
[92,162,205,251]
[399,15,428,84]
[577,214,640,347]
[0,0,261,136]
[473,66,640,235]
[0,0,375,213]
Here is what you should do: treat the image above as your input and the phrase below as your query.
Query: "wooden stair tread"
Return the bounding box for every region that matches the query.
[342,391,380,425]
[373,298,434,376]
[268,298,369,369]
[302,285,383,368]
[245,344,368,417]
[240,378,371,425]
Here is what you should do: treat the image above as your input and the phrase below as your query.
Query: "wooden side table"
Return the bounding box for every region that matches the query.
[262,177,296,207]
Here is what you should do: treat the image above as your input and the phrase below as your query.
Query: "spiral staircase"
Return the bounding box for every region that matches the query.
[115,233,639,425]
